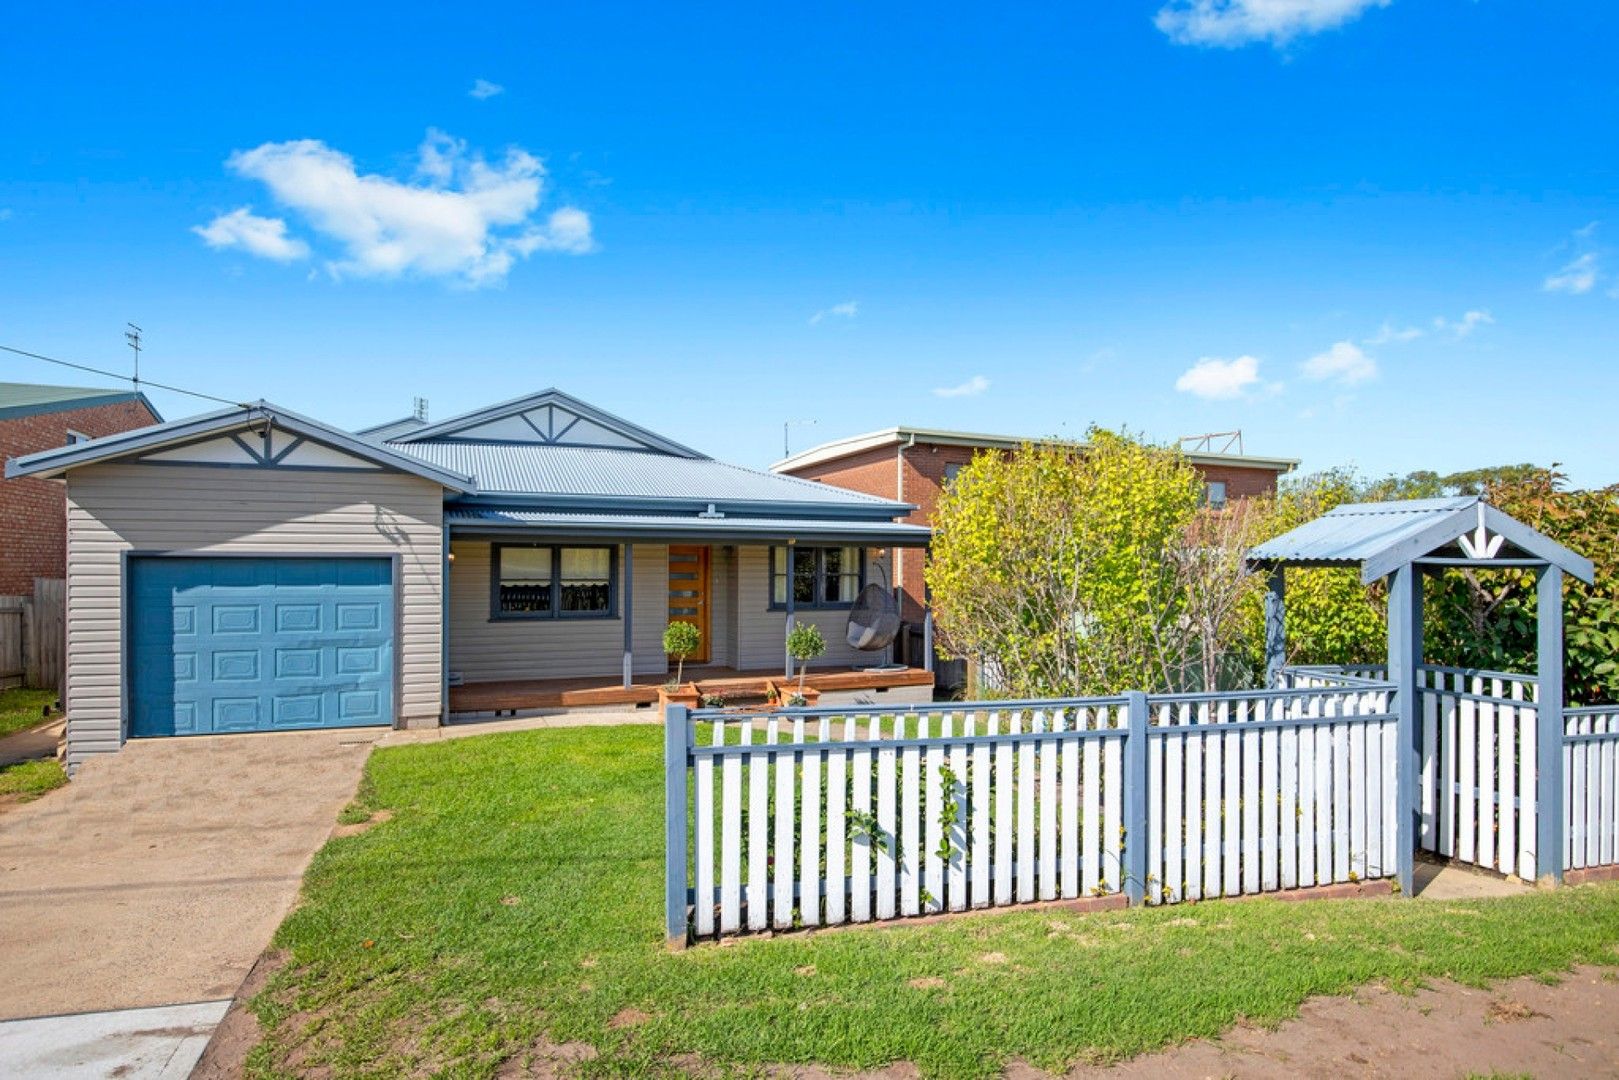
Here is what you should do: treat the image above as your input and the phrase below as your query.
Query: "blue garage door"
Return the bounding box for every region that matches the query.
[130,557,394,737]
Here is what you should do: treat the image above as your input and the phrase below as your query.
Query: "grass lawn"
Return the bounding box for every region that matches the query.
[253,724,1619,1079]
[0,758,67,803]
[0,687,58,739]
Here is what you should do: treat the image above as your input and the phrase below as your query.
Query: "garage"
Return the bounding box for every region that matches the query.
[129,556,396,737]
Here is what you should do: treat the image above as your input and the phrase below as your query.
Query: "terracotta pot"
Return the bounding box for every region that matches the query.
[657,682,701,713]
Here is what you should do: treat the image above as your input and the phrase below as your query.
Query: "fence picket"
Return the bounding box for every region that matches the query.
[749,719,772,931]
[1083,720,1101,896]
[901,720,922,917]
[1315,697,1333,886]
[948,714,969,911]
[876,719,897,920]
[1148,713,1164,904]
[923,714,943,914]
[1441,691,1458,857]
[1477,695,1496,872]
[1103,719,1123,895]
[1202,700,1220,898]
[1280,708,1298,890]
[774,719,797,929]
[1165,707,1184,904]
[1016,711,1037,902]
[1420,690,1437,850]
[971,713,991,907]
[696,720,718,937]
[1223,699,1241,898]
[1349,704,1367,882]
[1183,702,1202,901]
[1497,699,1514,877]
[1519,700,1537,880]
[1040,710,1059,900]
[800,719,822,926]
[826,722,848,925]
[995,712,1014,905]
[1333,700,1350,883]
[1062,709,1080,899]
[1243,700,1261,894]
[849,717,872,924]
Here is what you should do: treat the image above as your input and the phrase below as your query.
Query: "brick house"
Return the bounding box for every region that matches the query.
[0,383,161,595]
[774,426,1297,626]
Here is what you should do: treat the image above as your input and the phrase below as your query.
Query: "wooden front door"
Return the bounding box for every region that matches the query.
[667,546,711,663]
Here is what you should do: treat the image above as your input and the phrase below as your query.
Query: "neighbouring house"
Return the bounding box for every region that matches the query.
[4,389,931,769]
[773,426,1298,628]
[0,382,161,596]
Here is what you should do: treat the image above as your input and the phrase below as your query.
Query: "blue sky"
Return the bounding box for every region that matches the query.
[3,2,1617,484]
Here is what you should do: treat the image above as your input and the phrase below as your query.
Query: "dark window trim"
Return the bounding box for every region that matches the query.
[490,542,618,621]
[767,545,866,611]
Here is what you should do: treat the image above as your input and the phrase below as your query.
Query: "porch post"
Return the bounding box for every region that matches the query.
[1535,564,1565,885]
[784,542,796,678]
[623,543,635,690]
[1386,563,1423,898]
[1263,567,1286,688]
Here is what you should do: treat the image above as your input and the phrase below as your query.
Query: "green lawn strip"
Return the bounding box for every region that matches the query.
[252,724,1619,1080]
[0,758,67,801]
[0,687,59,739]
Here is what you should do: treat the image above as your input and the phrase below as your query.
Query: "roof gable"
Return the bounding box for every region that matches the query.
[0,381,160,423]
[4,402,475,492]
[389,389,707,459]
[1246,496,1595,584]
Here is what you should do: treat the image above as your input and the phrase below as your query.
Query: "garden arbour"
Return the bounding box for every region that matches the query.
[666,496,1615,945]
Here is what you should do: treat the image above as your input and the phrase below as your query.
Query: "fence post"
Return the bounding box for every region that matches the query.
[1535,565,1565,886]
[1124,690,1149,906]
[1264,568,1286,688]
[1386,564,1422,899]
[665,703,692,949]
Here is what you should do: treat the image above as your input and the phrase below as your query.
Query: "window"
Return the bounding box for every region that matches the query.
[492,544,615,619]
[942,462,966,487]
[770,546,864,609]
[1203,481,1229,510]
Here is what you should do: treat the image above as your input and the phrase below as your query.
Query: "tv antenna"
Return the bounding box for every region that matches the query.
[783,418,817,458]
[124,323,143,387]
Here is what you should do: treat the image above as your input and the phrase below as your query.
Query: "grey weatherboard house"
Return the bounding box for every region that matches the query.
[4,390,931,769]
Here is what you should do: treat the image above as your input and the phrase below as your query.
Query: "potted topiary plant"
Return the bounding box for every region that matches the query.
[663,621,702,690]
[785,619,826,703]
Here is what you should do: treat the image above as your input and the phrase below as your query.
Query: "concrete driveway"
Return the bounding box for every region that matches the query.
[0,728,379,1021]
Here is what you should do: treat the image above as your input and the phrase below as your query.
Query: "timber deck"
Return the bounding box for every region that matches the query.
[449,666,934,715]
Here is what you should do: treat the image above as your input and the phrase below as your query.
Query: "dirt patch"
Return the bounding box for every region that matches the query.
[330,807,394,838]
[1061,965,1619,1078]
[907,976,947,990]
[191,949,288,1079]
[608,1007,652,1029]
[495,1039,599,1079]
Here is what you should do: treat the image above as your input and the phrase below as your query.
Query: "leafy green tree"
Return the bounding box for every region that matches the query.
[926,430,1203,696]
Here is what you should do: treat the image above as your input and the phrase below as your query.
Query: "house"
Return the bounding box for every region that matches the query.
[773,426,1298,626]
[0,382,161,596]
[4,390,931,769]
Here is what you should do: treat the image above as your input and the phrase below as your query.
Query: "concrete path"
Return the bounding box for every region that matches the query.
[0,728,380,1020]
[0,1000,230,1079]
[0,716,64,767]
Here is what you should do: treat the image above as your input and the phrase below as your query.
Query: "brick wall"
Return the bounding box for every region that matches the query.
[785,440,1289,625]
[0,399,159,594]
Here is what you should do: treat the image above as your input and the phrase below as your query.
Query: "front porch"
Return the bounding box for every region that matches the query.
[448,665,935,717]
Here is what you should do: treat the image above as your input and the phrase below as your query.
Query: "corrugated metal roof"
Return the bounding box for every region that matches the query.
[1247,497,1480,566]
[396,441,908,512]
[447,508,931,544]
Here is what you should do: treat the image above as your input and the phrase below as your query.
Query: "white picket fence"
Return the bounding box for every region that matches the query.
[672,679,1397,941]
[1146,686,1394,905]
[1565,706,1619,872]
[1417,666,1539,880]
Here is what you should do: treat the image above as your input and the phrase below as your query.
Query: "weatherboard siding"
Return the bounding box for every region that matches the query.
[446,541,669,682]
[62,463,446,767]
[732,546,886,671]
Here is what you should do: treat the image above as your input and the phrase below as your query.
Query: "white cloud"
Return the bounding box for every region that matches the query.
[209,130,592,286]
[1302,340,1377,385]
[1154,0,1390,48]
[808,300,859,325]
[469,79,505,100]
[1433,309,1494,338]
[191,207,310,262]
[1544,252,1599,295]
[1175,355,1262,400]
[933,375,991,399]
[1364,321,1422,346]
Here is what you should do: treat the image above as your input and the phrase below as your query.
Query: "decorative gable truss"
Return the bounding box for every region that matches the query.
[387,390,707,458]
[136,427,383,471]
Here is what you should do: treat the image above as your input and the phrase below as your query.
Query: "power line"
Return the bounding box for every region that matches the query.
[0,342,247,409]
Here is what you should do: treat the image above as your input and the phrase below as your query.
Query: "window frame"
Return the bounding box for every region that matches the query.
[489,542,618,621]
[768,545,866,611]
[1203,481,1229,511]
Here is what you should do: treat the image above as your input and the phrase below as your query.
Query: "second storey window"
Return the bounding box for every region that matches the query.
[770,545,864,609]
[1203,481,1229,510]
[493,544,616,619]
